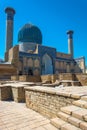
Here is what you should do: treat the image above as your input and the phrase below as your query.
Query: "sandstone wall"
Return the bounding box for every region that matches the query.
[11,76,19,81]
[11,45,19,67]
[25,87,77,118]
[41,73,80,83]
[0,64,17,79]
[0,84,25,102]
[59,73,75,80]
[56,52,71,59]
[41,73,77,83]
[0,86,12,100]
[19,75,41,82]
[12,86,25,102]
[41,74,58,83]
[75,74,87,86]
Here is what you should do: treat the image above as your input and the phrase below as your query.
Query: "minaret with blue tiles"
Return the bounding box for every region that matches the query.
[67,30,74,58]
[5,7,15,51]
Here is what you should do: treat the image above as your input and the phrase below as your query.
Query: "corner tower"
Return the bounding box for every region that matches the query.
[5,7,15,51]
[67,30,74,58]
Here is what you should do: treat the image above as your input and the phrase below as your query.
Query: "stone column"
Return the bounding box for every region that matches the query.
[5,7,15,51]
[67,30,74,58]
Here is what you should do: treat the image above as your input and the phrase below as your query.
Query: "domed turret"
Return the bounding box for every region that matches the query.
[18,24,42,44]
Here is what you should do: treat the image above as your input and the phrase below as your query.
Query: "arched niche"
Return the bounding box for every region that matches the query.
[33,69,40,76]
[27,58,33,67]
[42,54,53,75]
[34,59,40,67]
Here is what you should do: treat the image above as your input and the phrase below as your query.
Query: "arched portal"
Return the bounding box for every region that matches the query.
[42,54,53,75]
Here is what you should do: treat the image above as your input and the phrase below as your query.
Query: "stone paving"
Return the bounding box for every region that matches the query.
[0,101,58,130]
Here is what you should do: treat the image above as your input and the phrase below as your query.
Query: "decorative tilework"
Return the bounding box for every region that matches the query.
[18,43,85,74]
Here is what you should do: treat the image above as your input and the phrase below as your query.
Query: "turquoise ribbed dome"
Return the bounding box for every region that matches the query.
[18,24,42,44]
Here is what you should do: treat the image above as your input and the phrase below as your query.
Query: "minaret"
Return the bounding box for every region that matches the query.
[5,7,15,52]
[67,30,74,58]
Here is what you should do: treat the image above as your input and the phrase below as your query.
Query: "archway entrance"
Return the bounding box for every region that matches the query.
[28,69,33,75]
[42,54,53,75]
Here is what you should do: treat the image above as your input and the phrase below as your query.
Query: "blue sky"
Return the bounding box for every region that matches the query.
[0,0,87,65]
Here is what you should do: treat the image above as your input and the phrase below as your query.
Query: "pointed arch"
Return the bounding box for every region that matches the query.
[42,54,53,75]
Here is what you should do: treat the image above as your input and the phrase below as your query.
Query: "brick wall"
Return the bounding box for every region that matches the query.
[41,73,76,83]
[19,75,41,82]
[0,64,17,79]
[12,86,25,102]
[11,76,19,81]
[25,87,78,118]
[59,73,75,80]
[41,74,58,83]
[75,74,87,86]
[0,86,12,100]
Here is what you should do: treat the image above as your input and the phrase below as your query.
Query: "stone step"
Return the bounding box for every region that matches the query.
[50,117,66,129]
[60,105,81,115]
[61,123,81,130]
[50,117,81,130]
[73,100,87,109]
[57,112,70,121]
[67,116,82,128]
[81,96,87,101]
[72,108,87,122]
[60,105,87,122]
[80,122,87,130]
[57,111,85,128]
[43,124,59,130]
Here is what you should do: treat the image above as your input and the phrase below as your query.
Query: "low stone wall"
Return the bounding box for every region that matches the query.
[59,73,75,80]
[41,74,58,83]
[0,85,12,100]
[41,73,87,86]
[0,75,11,80]
[19,75,41,82]
[10,73,87,86]
[25,87,79,118]
[11,76,19,81]
[41,73,79,84]
[12,86,25,102]
[0,84,26,102]
[75,74,87,86]
[60,80,81,86]
[0,64,17,79]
